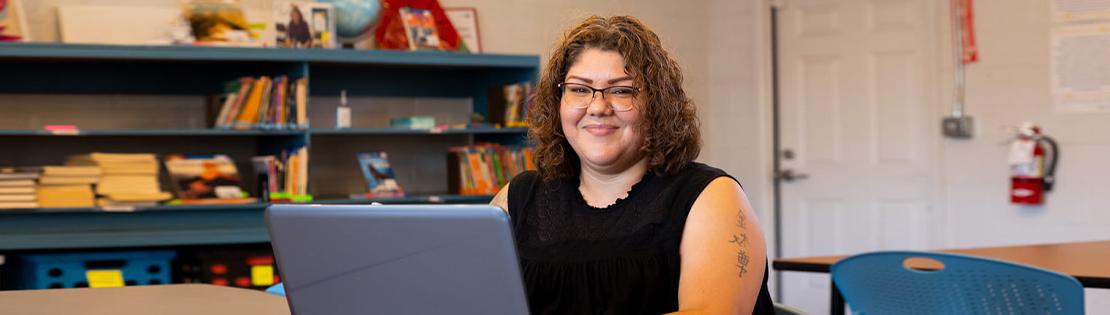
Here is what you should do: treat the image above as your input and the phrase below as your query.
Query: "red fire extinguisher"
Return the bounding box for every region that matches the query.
[1009,123,1058,205]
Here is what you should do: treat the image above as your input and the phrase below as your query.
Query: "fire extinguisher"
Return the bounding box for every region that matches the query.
[1008,123,1058,205]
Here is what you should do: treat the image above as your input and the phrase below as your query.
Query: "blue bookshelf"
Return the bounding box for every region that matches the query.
[308,127,528,136]
[0,127,527,137]
[0,43,536,251]
[0,43,538,68]
[0,194,494,250]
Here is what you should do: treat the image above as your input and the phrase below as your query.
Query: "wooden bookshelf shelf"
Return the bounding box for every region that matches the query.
[0,43,536,251]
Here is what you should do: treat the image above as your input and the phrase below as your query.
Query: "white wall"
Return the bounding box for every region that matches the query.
[940,0,1110,310]
[942,0,1110,247]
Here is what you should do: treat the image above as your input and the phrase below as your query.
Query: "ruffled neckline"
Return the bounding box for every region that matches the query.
[571,171,655,211]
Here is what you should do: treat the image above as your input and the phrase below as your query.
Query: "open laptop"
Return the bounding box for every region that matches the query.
[266,204,529,314]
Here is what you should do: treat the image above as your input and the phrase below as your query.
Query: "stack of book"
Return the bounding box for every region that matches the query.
[37,166,100,208]
[0,169,40,209]
[251,145,309,202]
[213,76,309,130]
[67,153,171,208]
[447,144,535,195]
[487,82,533,128]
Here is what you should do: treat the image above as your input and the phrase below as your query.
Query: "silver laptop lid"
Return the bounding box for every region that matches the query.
[267,204,529,315]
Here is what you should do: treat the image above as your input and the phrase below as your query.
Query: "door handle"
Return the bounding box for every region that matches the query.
[776,169,809,182]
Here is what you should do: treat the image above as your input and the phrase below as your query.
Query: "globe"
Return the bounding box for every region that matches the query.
[317,0,382,41]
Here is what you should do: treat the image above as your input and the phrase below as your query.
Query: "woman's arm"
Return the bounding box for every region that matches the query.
[490,183,510,213]
[669,177,767,315]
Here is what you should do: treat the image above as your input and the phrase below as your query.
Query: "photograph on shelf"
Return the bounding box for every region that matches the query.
[444,7,480,53]
[165,154,247,201]
[0,0,29,42]
[357,152,405,198]
[273,1,337,48]
[399,7,441,50]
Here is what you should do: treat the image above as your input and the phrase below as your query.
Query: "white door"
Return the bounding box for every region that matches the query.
[776,0,940,313]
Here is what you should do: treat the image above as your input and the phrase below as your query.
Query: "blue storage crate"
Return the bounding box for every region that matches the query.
[14,250,175,289]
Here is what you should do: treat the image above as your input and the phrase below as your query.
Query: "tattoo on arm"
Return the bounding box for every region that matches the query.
[727,210,751,278]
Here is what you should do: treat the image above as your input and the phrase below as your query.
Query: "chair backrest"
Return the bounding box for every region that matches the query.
[831,251,1084,315]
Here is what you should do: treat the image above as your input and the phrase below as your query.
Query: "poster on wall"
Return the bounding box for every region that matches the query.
[1050,24,1110,112]
[1052,0,1110,23]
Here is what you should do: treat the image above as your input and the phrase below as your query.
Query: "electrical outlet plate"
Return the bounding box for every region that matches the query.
[942,116,974,139]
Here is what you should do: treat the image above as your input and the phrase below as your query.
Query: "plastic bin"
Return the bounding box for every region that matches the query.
[176,247,279,290]
[12,250,175,289]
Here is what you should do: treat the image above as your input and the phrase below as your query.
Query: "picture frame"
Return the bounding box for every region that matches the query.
[273,1,337,48]
[444,7,481,53]
[0,0,30,42]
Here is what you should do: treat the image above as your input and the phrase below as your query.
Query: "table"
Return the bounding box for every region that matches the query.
[773,240,1110,315]
[0,284,290,315]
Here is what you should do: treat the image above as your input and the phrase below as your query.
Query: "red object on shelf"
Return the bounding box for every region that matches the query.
[210,264,228,275]
[212,278,229,286]
[246,256,274,266]
[375,0,463,51]
[235,277,251,287]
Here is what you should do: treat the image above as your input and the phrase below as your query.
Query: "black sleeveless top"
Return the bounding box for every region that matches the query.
[507,162,774,314]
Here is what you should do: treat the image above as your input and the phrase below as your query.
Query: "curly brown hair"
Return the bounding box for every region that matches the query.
[529,15,701,181]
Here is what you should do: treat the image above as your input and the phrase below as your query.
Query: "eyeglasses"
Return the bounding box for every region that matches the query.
[557,82,640,112]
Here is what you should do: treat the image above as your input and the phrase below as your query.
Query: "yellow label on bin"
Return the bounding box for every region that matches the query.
[251,265,274,286]
[86,270,125,288]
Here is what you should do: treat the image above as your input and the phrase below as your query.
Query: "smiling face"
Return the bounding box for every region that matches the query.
[560,48,645,174]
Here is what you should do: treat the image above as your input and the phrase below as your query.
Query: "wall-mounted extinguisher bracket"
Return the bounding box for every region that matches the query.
[1009,123,1059,205]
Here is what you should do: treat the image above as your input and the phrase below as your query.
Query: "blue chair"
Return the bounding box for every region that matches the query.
[831,251,1084,315]
[266,283,285,296]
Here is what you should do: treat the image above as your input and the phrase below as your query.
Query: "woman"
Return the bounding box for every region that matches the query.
[284,5,312,48]
[491,16,774,315]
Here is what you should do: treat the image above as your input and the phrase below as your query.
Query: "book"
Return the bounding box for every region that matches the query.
[295,78,308,128]
[0,179,35,187]
[39,176,98,185]
[488,82,532,127]
[0,201,38,209]
[99,192,173,202]
[165,154,245,200]
[236,77,270,129]
[37,184,95,208]
[399,7,442,50]
[0,172,39,180]
[67,153,168,204]
[0,194,34,202]
[43,166,102,177]
[447,144,535,195]
[217,77,255,128]
[95,175,161,195]
[67,153,157,164]
[356,152,404,198]
[252,144,310,201]
[0,187,34,194]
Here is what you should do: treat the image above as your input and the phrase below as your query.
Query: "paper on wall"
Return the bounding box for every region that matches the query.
[1052,0,1110,23]
[1051,23,1110,112]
